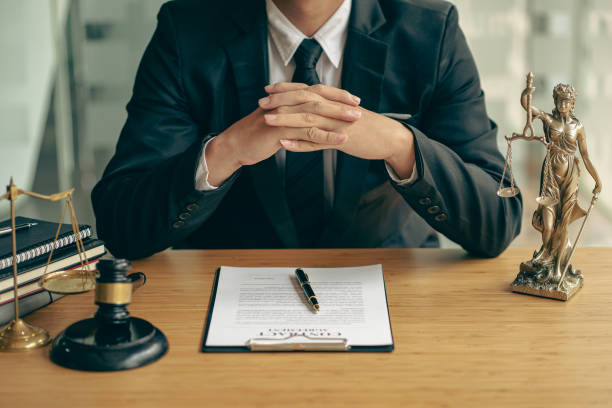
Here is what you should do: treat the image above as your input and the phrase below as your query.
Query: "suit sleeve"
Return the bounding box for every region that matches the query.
[390,5,523,257]
[91,4,239,260]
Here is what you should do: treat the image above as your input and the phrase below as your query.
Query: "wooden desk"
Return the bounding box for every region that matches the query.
[3,248,612,407]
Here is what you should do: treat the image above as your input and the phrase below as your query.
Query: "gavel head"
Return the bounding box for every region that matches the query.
[95,258,133,327]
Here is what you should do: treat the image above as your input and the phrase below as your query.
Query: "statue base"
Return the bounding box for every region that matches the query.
[510,260,583,301]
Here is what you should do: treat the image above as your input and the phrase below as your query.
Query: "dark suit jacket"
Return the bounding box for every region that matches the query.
[91,0,523,259]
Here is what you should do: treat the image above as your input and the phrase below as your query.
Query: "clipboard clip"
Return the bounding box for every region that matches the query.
[245,334,350,351]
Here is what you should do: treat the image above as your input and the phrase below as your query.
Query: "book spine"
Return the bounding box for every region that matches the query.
[0,228,91,270]
[0,291,64,327]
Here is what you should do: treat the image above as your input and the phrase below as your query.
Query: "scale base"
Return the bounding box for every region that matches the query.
[510,260,583,301]
[50,317,168,371]
[0,319,51,351]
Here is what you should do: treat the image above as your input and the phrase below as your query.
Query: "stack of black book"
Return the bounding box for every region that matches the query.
[0,216,105,326]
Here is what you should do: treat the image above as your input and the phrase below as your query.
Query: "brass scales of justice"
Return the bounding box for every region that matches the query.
[498,72,602,301]
[0,178,97,351]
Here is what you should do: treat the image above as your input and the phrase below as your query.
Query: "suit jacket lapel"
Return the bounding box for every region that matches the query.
[319,0,388,247]
[224,1,300,248]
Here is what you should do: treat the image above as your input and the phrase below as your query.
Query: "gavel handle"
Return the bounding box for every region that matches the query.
[128,272,146,292]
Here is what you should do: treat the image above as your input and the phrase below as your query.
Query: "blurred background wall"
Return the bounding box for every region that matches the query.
[0,0,610,248]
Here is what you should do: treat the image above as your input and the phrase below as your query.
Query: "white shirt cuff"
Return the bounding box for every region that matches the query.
[385,160,419,185]
[195,137,219,191]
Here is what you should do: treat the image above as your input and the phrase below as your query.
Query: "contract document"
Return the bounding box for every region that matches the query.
[202,265,393,352]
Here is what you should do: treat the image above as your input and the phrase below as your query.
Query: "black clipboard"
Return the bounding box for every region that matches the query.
[201,267,395,352]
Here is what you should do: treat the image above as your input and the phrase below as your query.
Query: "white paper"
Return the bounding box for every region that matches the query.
[205,265,393,347]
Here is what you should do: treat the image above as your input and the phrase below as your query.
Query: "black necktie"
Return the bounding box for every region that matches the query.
[286,39,324,248]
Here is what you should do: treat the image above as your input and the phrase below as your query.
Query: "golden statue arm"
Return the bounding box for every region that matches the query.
[0,192,8,201]
[17,188,75,202]
[577,128,602,195]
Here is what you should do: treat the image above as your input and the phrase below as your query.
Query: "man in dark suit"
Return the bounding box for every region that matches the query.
[91,0,523,259]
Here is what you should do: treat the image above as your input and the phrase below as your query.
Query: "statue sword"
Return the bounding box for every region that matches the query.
[557,193,599,290]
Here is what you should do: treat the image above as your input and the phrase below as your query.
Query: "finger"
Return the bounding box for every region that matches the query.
[307,84,361,106]
[259,89,322,110]
[265,82,308,93]
[272,101,361,122]
[280,139,338,152]
[264,112,349,130]
[265,83,361,106]
[281,126,347,145]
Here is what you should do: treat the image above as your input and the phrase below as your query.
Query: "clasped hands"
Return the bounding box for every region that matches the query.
[205,82,415,187]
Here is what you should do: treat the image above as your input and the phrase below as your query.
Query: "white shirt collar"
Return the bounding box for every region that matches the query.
[265,0,351,68]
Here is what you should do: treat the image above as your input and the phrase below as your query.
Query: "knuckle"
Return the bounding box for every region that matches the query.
[306,127,317,141]
[311,84,324,93]
[341,90,352,100]
[303,112,315,124]
[310,100,323,114]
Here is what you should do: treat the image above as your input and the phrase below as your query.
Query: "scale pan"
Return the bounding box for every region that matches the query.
[536,196,559,207]
[497,187,519,198]
[39,268,97,294]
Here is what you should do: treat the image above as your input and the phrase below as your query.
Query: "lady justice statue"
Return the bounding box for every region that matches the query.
[501,73,602,300]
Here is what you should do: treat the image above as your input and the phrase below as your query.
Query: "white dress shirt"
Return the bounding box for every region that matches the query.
[195,0,416,203]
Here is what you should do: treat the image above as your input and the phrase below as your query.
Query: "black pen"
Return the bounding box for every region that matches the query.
[0,222,38,237]
[295,268,319,313]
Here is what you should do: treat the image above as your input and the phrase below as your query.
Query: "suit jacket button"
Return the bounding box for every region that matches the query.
[179,212,191,220]
[427,206,440,214]
[172,220,185,229]
[434,213,447,221]
[418,198,432,205]
[186,203,199,212]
